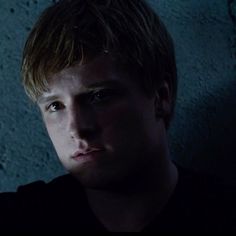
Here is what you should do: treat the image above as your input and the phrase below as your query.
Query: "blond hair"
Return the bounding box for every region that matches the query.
[22,0,177,126]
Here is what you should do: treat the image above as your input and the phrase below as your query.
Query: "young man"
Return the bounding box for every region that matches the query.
[0,0,235,232]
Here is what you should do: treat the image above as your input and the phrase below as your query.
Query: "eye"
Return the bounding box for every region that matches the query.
[89,89,114,104]
[46,101,64,112]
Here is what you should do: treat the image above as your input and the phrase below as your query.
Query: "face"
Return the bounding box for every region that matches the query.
[38,55,168,189]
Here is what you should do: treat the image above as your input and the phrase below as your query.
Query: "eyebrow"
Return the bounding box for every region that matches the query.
[37,80,125,104]
[37,95,60,105]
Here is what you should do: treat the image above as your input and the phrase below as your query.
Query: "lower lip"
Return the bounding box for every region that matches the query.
[73,150,104,162]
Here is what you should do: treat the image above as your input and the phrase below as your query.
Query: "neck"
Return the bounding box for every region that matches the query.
[86,158,178,232]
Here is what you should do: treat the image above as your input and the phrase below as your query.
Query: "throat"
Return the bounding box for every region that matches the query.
[86,162,178,232]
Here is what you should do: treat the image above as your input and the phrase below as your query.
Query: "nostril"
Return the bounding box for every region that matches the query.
[70,125,101,141]
[70,131,78,140]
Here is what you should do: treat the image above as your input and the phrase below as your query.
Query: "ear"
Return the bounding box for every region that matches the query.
[154,81,172,119]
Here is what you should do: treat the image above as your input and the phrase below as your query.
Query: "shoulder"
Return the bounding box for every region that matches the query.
[176,164,236,200]
[175,164,236,232]
[15,174,85,212]
[17,174,81,195]
[0,175,86,232]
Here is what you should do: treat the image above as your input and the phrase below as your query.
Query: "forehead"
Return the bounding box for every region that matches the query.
[45,55,132,94]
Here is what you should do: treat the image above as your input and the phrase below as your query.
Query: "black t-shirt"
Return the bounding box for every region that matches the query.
[0,165,235,233]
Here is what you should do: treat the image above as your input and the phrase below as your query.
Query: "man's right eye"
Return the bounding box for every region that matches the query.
[46,102,64,112]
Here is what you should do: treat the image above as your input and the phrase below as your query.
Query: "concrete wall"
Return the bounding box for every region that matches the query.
[0,0,235,191]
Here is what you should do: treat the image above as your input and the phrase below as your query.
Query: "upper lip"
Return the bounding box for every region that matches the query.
[72,148,104,158]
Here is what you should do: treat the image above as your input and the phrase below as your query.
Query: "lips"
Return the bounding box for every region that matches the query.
[72,148,104,160]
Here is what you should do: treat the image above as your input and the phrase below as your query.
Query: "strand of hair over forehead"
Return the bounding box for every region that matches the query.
[22,0,170,102]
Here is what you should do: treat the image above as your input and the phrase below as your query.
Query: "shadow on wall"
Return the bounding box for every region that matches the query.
[171,76,236,186]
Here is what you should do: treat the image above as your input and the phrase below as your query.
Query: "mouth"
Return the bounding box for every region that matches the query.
[72,148,105,161]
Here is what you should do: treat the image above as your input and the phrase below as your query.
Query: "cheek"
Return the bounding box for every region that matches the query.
[97,103,134,128]
[97,103,146,142]
[44,113,66,136]
[45,119,67,151]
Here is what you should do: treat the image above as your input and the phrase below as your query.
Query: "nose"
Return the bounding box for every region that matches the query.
[68,105,100,141]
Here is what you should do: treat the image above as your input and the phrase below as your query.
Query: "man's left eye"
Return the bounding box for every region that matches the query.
[89,89,114,104]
